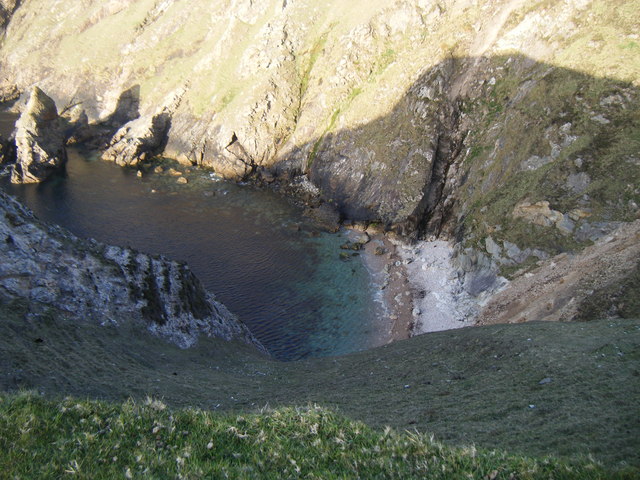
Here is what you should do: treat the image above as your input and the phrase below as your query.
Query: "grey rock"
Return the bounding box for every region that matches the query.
[10,87,67,184]
[521,154,552,171]
[503,241,526,263]
[485,236,503,258]
[566,172,590,194]
[101,110,171,166]
[574,221,623,243]
[556,214,575,235]
[538,377,552,385]
[464,271,498,297]
[0,190,266,353]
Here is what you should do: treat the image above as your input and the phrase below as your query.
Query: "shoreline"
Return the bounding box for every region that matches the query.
[353,230,477,344]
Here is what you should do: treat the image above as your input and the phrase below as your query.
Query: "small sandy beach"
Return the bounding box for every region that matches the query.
[355,231,477,343]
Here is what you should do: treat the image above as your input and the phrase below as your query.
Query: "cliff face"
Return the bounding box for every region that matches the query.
[0,190,265,351]
[0,0,638,273]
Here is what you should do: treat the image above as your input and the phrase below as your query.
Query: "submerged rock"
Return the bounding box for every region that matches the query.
[0,190,266,353]
[10,86,67,184]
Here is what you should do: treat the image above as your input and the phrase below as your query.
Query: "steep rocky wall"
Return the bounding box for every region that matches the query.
[0,190,265,352]
[1,0,638,271]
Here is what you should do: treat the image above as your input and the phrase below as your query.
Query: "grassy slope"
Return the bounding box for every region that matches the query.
[1,300,639,470]
[2,395,636,480]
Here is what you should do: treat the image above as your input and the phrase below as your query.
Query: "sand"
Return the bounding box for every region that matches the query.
[351,230,477,342]
[394,239,477,335]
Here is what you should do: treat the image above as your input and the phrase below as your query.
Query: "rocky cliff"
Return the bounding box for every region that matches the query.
[0,0,638,297]
[0,190,265,351]
[9,86,67,183]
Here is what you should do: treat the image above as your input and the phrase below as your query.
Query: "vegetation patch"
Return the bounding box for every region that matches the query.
[1,299,639,470]
[457,55,639,255]
[1,393,636,479]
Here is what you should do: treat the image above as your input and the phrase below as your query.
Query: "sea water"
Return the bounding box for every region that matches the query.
[2,147,388,360]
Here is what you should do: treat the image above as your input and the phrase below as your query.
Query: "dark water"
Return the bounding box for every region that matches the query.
[2,146,387,360]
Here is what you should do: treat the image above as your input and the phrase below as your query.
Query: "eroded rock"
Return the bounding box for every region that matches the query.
[10,87,67,184]
[101,110,171,166]
[0,81,19,104]
[0,190,266,352]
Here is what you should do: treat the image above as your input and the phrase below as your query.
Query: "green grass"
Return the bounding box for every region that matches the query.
[1,393,636,479]
[2,300,639,471]
[457,54,640,254]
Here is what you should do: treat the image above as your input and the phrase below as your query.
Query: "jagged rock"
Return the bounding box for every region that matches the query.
[0,81,19,104]
[101,110,171,166]
[10,86,67,184]
[0,190,266,352]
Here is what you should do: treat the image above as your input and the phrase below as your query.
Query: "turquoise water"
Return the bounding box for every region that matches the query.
[2,148,387,360]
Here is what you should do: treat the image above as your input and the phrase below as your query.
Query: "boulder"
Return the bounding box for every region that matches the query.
[101,110,171,166]
[10,87,67,184]
[512,201,564,227]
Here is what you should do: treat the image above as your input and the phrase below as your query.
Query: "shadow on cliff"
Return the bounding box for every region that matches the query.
[257,54,639,243]
[64,84,141,148]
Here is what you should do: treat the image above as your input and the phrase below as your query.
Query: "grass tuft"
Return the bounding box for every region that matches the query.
[0,393,635,479]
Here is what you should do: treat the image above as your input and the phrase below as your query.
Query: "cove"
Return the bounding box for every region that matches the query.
[1,148,389,360]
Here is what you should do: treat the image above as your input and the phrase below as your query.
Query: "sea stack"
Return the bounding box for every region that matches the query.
[10,86,67,184]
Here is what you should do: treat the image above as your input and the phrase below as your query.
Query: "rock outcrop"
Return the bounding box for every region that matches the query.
[101,110,171,166]
[0,190,266,352]
[0,81,19,104]
[10,86,67,184]
[0,0,638,299]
